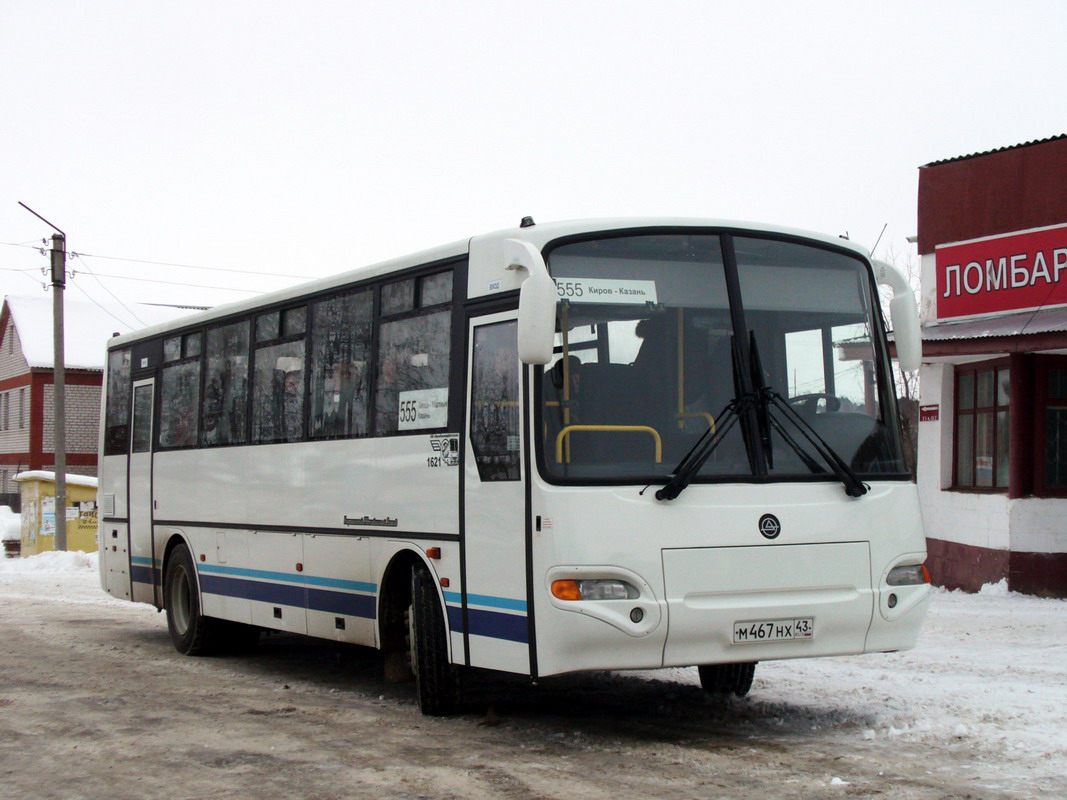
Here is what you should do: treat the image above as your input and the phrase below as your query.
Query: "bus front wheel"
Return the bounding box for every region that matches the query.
[409,563,460,715]
[698,662,756,697]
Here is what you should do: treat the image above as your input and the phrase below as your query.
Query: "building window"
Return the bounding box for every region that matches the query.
[1034,358,1067,495]
[954,362,1010,489]
[1044,370,1067,488]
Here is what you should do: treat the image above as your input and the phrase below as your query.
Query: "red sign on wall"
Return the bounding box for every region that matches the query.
[936,223,1067,320]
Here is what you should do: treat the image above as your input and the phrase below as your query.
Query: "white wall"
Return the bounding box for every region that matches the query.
[919,252,938,325]
[918,360,1012,552]
[1010,499,1067,554]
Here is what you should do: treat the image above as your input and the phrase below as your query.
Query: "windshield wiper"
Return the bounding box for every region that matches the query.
[655,338,752,501]
[748,333,868,498]
[656,334,868,501]
[654,395,748,501]
[765,392,868,497]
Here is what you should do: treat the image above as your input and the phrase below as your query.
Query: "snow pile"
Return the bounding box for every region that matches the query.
[0,505,20,541]
[0,549,97,573]
[12,471,98,489]
[977,578,1011,596]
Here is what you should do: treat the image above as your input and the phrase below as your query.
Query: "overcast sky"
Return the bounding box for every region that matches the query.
[2,1,1065,318]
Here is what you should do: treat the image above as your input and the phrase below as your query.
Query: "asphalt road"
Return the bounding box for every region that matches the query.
[0,584,1038,800]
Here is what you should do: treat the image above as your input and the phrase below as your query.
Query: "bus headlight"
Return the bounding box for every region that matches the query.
[886,564,931,586]
[551,579,639,601]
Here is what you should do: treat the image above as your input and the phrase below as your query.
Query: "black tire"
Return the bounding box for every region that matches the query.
[698,662,756,697]
[409,563,460,715]
[164,543,258,655]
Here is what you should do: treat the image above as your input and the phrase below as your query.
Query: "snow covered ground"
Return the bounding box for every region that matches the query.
[643,583,1067,789]
[2,550,1065,792]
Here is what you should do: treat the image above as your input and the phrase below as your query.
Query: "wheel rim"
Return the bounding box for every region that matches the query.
[169,564,192,635]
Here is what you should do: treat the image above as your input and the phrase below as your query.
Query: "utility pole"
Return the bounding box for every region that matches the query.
[51,232,67,551]
[19,203,68,550]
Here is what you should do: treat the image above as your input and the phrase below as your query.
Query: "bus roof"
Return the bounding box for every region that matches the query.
[107,217,870,349]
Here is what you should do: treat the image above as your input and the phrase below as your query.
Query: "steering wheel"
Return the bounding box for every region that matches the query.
[788,393,841,416]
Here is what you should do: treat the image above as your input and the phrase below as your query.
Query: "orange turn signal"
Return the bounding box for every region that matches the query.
[551,579,582,601]
[425,547,442,560]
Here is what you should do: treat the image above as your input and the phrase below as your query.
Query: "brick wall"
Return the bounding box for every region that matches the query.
[42,383,102,453]
[0,386,31,452]
[0,319,29,381]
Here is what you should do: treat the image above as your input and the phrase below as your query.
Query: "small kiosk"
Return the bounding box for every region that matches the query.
[14,471,99,555]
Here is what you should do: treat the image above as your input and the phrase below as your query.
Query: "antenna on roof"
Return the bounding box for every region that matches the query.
[870,223,888,257]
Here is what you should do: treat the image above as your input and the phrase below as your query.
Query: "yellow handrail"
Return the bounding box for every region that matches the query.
[555,425,663,464]
[676,411,716,433]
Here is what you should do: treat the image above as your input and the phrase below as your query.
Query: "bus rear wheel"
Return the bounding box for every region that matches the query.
[698,662,756,697]
[165,543,259,655]
[409,563,460,715]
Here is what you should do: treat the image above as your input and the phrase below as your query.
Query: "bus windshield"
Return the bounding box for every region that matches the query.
[539,232,908,485]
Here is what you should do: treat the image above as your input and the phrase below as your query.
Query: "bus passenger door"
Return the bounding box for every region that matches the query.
[128,379,156,605]
[463,314,531,674]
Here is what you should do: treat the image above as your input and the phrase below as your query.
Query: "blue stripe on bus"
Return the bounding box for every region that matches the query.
[199,574,307,608]
[131,565,155,585]
[445,603,528,644]
[138,560,528,645]
[198,575,377,620]
[306,587,376,618]
[443,590,527,612]
[198,563,376,594]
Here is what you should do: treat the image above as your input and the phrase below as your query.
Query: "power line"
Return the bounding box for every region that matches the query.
[0,240,48,250]
[68,279,145,331]
[70,249,309,280]
[1,240,311,281]
[73,269,264,294]
[69,254,148,326]
[0,265,48,290]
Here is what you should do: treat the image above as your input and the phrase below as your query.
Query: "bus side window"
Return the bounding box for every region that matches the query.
[202,321,250,446]
[375,309,451,434]
[309,290,373,439]
[252,341,306,443]
[104,348,132,456]
[159,360,201,447]
[470,321,520,481]
[130,384,153,454]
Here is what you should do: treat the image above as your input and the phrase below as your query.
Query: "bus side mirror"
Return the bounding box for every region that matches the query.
[507,239,556,365]
[873,259,921,373]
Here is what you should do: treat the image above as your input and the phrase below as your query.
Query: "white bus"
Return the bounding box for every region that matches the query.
[99,218,930,715]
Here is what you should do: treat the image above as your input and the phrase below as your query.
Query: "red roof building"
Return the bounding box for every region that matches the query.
[0,295,192,509]
[916,135,1067,596]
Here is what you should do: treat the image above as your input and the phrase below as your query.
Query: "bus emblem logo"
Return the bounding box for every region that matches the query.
[758,514,781,539]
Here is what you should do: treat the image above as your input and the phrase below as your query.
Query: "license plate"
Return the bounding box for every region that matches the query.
[733,617,814,644]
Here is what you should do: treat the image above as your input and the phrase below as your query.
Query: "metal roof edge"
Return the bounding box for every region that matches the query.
[921,134,1067,168]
